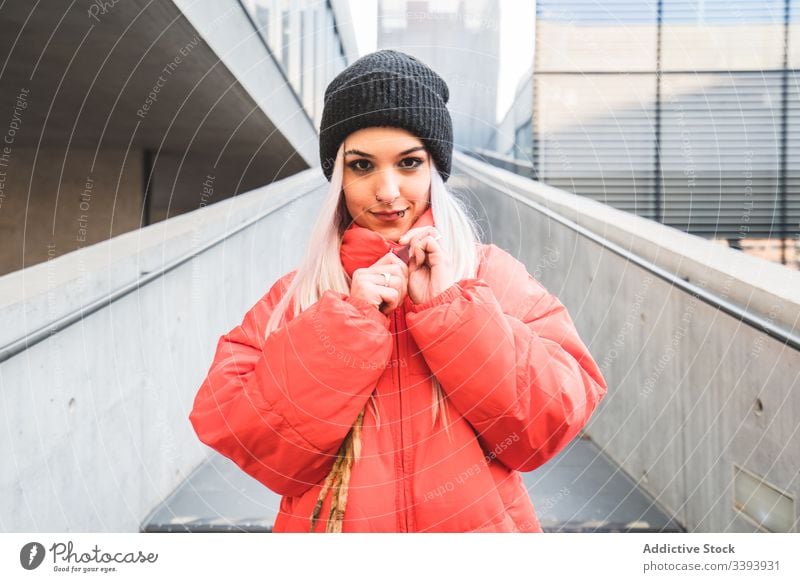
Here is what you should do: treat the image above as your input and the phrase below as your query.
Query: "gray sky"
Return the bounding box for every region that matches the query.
[346,0,536,122]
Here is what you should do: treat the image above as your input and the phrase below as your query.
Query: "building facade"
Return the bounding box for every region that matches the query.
[378,0,500,150]
[500,0,799,266]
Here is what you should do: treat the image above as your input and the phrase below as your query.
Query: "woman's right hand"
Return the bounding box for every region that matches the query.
[350,252,409,315]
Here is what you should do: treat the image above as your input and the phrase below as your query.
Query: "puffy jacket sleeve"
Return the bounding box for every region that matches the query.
[189,271,393,497]
[405,244,608,472]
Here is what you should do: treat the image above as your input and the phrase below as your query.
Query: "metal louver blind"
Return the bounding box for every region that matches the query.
[660,73,782,237]
[531,0,796,240]
[533,74,658,219]
[786,72,800,237]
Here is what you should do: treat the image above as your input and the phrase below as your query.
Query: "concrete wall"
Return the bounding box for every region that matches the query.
[0,169,325,531]
[451,152,800,532]
[0,146,307,277]
[0,147,144,277]
[147,150,292,223]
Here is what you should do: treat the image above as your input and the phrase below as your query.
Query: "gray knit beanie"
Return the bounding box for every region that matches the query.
[319,49,453,182]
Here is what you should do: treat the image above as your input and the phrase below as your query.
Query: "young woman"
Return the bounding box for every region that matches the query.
[189,50,607,532]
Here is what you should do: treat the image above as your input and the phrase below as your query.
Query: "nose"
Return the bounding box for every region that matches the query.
[374,170,400,204]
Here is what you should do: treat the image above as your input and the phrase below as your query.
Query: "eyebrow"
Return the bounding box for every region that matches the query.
[344,146,426,158]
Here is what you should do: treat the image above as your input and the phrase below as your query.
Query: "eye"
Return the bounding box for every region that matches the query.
[399,157,424,169]
[347,159,372,172]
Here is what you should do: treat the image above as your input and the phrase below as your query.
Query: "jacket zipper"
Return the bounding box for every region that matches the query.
[393,309,410,533]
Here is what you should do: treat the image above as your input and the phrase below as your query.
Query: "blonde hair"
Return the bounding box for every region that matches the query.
[264,142,480,532]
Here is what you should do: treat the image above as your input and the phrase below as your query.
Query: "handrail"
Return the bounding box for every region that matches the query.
[0,183,321,364]
[460,146,534,170]
[455,154,800,352]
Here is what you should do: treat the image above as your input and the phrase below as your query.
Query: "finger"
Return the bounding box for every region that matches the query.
[391,259,409,278]
[377,253,408,279]
[407,253,418,274]
[419,234,445,261]
[368,263,406,282]
[397,226,424,245]
[379,287,399,309]
[415,237,428,266]
[424,235,441,256]
[414,229,441,251]
[373,272,390,288]
[399,226,439,246]
[371,270,408,295]
[400,230,423,247]
[372,259,408,280]
[397,228,423,246]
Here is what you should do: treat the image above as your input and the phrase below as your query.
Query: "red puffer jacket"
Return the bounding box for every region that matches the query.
[189,209,608,532]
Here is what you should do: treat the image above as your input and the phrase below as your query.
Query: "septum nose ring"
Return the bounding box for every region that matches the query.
[377,194,399,205]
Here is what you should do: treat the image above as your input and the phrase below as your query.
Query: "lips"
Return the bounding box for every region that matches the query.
[371,209,407,221]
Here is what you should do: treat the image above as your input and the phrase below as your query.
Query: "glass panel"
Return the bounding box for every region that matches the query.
[300,8,305,104]
[661,0,784,71]
[788,0,800,68]
[733,465,795,533]
[660,73,781,236]
[514,119,533,161]
[281,6,290,69]
[379,0,409,31]
[536,0,658,73]
[785,71,800,242]
[312,5,321,124]
[253,2,271,47]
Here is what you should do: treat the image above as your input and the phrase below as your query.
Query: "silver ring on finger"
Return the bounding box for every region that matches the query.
[381,272,391,287]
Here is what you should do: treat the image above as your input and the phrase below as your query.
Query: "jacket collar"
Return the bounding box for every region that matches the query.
[340,206,435,278]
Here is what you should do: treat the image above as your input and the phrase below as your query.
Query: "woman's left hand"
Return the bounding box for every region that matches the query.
[398,227,456,305]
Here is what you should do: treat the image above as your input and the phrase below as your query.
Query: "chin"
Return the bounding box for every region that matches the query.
[374,226,402,241]
[366,219,409,239]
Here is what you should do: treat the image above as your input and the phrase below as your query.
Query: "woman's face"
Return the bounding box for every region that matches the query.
[342,126,431,242]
